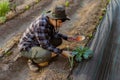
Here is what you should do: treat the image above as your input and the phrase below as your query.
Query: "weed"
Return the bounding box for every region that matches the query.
[25,5,30,10]
[66,45,74,69]
[0,0,10,17]
[107,0,110,3]
[99,16,103,20]
[0,16,6,23]
[35,0,39,3]
[68,56,74,69]
[88,33,93,39]
[4,51,13,56]
[65,0,70,7]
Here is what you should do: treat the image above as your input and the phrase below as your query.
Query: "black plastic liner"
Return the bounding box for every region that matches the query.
[70,0,120,80]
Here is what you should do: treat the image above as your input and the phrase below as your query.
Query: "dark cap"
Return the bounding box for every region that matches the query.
[48,5,70,20]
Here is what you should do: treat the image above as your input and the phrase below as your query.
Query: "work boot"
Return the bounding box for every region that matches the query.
[38,61,49,67]
[27,59,39,72]
[51,52,58,58]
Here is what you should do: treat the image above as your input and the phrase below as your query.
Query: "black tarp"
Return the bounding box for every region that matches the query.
[70,0,120,80]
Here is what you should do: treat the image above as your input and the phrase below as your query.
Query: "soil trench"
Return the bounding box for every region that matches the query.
[0,0,108,80]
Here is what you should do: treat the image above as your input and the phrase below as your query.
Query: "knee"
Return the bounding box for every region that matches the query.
[50,38,62,47]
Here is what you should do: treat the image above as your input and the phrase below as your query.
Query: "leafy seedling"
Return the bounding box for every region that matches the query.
[72,46,93,62]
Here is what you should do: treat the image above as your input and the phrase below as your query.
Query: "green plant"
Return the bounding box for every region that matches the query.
[25,5,30,10]
[67,46,93,69]
[0,0,10,17]
[99,16,103,21]
[68,56,74,69]
[72,46,93,62]
[5,51,12,56]
[0,16,6,23]
[107,0,110,3]
[102,8,106,12]
[65,0,70,7]
[66,45,74,69]
[88,33,93,39]
[35,0,39,3]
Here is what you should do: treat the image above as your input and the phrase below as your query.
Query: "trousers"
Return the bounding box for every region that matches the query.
[20,37,62,63]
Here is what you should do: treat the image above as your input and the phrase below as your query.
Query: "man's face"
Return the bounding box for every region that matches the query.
[56,19,63,28]
[52,19,65,28]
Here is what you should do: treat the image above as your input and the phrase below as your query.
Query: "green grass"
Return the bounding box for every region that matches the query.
[0,0,10,17]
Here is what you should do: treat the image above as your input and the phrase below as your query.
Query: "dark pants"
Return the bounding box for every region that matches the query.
[21,37,62,63]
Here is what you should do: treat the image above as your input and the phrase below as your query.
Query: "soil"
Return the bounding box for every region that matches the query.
[0,0,108,80]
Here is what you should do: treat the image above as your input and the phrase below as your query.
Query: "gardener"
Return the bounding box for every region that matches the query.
[18,5,85,72]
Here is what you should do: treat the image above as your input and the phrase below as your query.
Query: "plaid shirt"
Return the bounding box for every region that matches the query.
[18,15,68,54]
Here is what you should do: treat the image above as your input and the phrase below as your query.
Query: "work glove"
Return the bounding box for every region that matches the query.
[67,37,76,42]
[61,50,73,58]
[67,35,85,42]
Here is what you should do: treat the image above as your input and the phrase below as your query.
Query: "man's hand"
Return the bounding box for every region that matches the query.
[67,36,85,42]
[61,51,73,58]
[67,37,76,42]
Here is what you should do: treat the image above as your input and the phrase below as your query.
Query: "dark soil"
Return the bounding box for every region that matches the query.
[0,0,108,80]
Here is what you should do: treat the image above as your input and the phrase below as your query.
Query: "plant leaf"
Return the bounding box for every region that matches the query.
[83,49,93,59]
[75,56,82,62]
